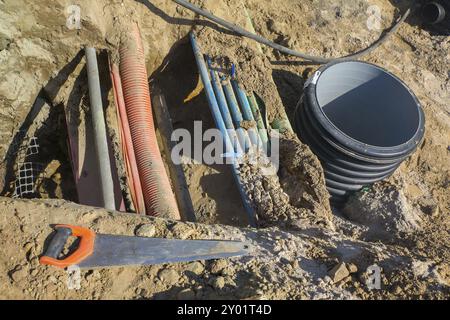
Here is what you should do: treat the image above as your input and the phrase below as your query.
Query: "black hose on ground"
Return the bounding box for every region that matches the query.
[172,0,412,64]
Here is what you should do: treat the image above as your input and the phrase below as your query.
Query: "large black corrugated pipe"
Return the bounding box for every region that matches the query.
[422,2,446,25]
[294,61,425,205]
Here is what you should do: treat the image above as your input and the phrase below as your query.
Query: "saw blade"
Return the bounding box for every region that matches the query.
[77,234,250,268]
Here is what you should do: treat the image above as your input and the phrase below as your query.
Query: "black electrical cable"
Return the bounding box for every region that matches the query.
[172,0,412,64]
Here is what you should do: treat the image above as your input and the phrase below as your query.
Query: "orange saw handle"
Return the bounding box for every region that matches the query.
[39,225,95,268]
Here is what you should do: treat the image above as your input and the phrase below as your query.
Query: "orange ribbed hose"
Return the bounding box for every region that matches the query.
[119,24,180,220]
[110,62,146,214]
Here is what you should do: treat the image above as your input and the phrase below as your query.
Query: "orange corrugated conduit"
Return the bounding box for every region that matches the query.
[118,23,180,220]
[110,61,146,215]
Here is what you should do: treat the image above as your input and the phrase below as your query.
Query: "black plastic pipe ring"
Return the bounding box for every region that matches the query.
[295,60,425,206]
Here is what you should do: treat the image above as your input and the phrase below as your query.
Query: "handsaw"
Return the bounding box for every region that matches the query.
[40,225,250,269]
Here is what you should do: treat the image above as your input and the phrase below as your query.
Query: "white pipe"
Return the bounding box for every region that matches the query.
[85,47,116,211]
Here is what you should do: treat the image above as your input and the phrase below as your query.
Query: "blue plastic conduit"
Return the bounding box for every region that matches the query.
[206,56,242,155]
[190,32,256,226]
[222,78,251,152]
[231,79,263,149]
[190,33,235,156]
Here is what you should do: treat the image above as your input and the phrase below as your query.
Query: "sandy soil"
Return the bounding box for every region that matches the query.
[0,0,448,299]
[1,198,448,299]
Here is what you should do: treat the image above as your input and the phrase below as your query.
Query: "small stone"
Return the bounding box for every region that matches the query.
[185,262,204,275]
[135,224,156,237]
[328,262,350,283]
[212,276,226,289]
[210,259,227,274]
[177,288,195,300]
[323,276,333,284]
[393,286,403,295]
[346,263,358,274]
[147,265,160,277]
[30,269,39,277]
[158,269,180,285]
[171,224,195,240]
[342,275,353,284]
[221,266,235,276]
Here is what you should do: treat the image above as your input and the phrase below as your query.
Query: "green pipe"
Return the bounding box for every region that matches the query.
[271,117,294,134]
[247,93,269,153]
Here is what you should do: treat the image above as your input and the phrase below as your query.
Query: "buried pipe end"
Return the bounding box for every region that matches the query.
[422,2,446,25]
[295,60,425,205]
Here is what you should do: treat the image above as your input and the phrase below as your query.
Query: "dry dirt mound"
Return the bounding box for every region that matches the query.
[1,198,448,299]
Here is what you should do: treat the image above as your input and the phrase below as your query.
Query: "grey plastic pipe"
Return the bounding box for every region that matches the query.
[85,47,116,211]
